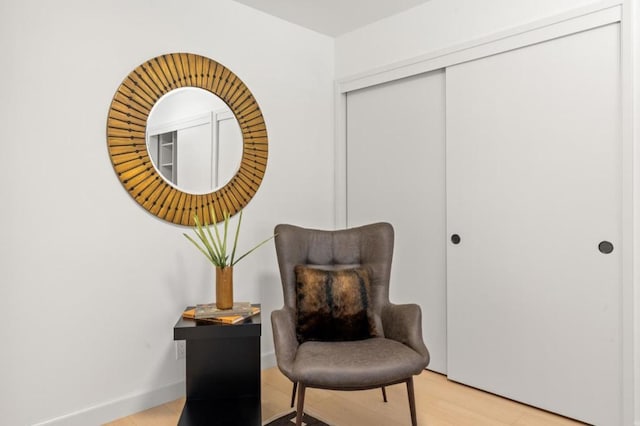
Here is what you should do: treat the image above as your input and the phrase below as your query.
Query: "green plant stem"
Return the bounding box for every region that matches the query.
[230,210,243,265]
[231,234,275,266]
[183,210,275,268]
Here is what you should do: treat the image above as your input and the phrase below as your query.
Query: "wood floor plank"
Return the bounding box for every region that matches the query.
[104,368,586,426]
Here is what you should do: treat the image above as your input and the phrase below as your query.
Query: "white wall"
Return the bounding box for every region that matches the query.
[0,0,334,425]
[148,87,228,128]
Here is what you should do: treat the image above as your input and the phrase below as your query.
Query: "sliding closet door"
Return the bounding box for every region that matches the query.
[446,23,621,425]
[177,123,213,193]
[346,70,446,373]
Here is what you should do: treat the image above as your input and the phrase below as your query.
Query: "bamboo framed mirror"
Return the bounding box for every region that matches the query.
[107,53,267,226]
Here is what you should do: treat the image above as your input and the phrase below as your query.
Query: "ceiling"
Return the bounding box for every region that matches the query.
[232,0,432,37]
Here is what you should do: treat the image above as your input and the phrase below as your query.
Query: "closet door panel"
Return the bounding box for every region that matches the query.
[177,123,213,193]
[347,70,447,373]
[446,24,621,425]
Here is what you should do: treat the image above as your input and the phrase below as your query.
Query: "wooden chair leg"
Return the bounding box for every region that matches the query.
[295,383,306,426]
[290,382,298,408]
[381,386,388,402]
[406,377,417,426]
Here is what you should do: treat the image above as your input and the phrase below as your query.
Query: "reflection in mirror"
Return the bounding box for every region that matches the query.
[146,87,243,195]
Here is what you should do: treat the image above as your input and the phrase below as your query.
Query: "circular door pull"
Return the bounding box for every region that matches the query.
[451,234,461,245]
[598,241,614,254]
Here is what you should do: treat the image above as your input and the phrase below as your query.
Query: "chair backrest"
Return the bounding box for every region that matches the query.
[274,222,394,323]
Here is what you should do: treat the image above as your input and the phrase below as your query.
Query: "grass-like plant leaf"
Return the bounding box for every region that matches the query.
[230,210,243,265]
[183,209,275,268]
[196,214,222,265]
[231,234,275,266]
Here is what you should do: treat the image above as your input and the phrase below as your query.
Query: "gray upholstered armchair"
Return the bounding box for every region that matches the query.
[271,222,429,426]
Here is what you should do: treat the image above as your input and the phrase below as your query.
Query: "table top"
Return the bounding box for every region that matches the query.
[174,304,262,340]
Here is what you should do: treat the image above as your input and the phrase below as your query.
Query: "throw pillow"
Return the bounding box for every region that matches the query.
[294,265,379,342]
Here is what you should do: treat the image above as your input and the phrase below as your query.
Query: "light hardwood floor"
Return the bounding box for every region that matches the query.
[105,367,586,426]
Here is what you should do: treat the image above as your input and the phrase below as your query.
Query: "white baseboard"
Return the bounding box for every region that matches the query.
[35,353,279,425]
[33,380,185,426]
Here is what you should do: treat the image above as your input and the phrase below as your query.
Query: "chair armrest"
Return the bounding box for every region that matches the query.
[271,307,299,379]
[382,303,430,366]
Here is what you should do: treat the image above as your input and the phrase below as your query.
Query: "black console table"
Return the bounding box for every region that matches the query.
[173,306,261,426]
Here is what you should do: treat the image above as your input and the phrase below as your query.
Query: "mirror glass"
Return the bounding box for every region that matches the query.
[146,87,243,195]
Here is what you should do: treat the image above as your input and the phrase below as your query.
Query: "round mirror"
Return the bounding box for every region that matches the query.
[106,53,268,226]
[146,87,243,194]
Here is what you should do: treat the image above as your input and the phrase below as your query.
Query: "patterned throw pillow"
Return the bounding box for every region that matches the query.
[294,265,379,342]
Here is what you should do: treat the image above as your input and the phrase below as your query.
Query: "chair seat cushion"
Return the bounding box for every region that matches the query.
[291,337,426,388]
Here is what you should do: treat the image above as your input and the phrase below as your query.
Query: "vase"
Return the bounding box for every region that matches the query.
[216,266,233,309]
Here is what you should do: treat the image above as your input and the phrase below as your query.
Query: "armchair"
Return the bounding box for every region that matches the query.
[271,222,429,426]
